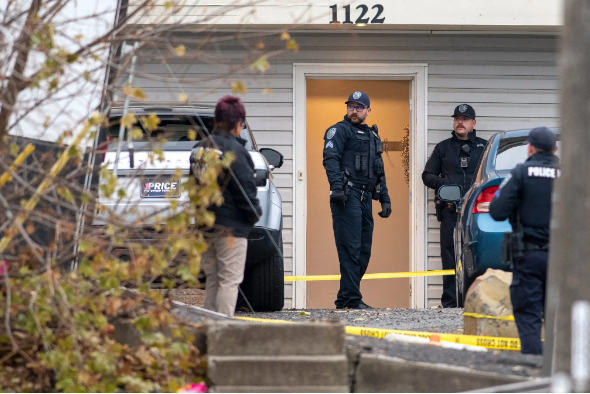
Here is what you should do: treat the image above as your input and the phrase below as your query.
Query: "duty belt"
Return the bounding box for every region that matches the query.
[524,242,549,251]
[347,181,375,193]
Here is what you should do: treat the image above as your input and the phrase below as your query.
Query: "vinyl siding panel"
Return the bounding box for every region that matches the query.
[123,32,558,308]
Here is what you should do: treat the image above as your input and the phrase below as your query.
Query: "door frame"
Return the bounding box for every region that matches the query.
[292,63,429,309]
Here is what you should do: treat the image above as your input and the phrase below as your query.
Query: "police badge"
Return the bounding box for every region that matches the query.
[326,128,337,139]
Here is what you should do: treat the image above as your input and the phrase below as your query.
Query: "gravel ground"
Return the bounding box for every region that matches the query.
[236,307,465,333]
[236,308,543,378]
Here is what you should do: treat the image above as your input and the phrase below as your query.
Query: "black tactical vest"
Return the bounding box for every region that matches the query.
[338,119,383,184]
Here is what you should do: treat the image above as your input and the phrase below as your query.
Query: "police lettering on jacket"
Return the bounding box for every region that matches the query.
[322,115,390,204]
[527,166,560,178]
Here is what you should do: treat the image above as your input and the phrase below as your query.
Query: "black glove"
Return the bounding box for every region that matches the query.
[378,202,391,218]
[330,189,346,204]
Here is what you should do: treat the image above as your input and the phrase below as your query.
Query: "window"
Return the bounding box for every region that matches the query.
[103,115,254,151]
[495,136,561,171]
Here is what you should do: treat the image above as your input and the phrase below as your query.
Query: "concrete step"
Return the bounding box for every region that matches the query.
[207,322,345,356]
[354,354,525,392]
[211,385,349,393]
[207,355,349,387]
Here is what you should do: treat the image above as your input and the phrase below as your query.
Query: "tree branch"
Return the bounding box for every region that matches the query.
[0,0,42,141]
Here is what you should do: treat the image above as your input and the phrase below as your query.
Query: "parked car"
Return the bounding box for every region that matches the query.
[442,129,560,307]
[94,106,285,311]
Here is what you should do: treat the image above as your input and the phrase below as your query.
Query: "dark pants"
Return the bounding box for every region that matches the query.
[331,188,374,308]
[511,250,548,355]
[440,208,458,308]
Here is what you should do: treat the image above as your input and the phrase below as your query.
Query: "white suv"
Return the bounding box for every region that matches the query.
[95,106,285,311]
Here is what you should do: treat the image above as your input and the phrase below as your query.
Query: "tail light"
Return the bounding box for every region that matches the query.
[472,185,499,213]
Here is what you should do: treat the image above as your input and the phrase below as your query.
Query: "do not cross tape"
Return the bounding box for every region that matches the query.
[235,316,521,351]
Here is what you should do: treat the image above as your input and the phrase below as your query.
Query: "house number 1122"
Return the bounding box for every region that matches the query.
[329,4,385,24]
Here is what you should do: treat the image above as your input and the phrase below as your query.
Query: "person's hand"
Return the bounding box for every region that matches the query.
[330,189,346,204]
[378,202,391,218]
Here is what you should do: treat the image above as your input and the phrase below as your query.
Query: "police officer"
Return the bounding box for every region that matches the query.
[489,127,558,355]
[323,91,391,309]
[422,104,486,307]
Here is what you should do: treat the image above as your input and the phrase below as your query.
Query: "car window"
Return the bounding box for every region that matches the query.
[495,137,561,171]
[240,128,254,151]
[472,139,490,184]
[104,115,254,151]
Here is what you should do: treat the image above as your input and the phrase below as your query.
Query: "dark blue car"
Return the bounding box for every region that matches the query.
[452,129,560,307]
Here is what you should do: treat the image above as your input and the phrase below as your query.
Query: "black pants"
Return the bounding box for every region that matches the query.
[331,188,374,308]
[511,250,548,355]
[440,208,458,308]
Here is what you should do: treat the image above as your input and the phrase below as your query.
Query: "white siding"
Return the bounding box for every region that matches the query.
[122,33,559,308]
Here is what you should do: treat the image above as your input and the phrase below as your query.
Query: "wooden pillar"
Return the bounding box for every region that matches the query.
[543,0,590,378]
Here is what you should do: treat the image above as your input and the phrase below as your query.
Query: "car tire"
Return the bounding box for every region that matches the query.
[454,229,470,308]
[238,232,284,312]
[456,252,465,308]
[463,263,476,305]
[457,254,475,308]
[456,255,466,308]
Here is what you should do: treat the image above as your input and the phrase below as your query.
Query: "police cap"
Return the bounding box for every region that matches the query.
[527,127,557,151]
[345,91,370,108]
[451,104,476,120]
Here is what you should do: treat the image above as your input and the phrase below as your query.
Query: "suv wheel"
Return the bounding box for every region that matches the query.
[456,254,467,307]
[456,252,474,308]
[238,232,284,312]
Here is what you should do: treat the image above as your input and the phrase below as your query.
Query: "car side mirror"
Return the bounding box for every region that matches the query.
[259,148,284,169]
[438,185,462,202]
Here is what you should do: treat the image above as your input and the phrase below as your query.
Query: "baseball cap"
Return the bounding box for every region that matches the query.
[345,91,370,108]
[527,127,556,151]
[452,104,476,120]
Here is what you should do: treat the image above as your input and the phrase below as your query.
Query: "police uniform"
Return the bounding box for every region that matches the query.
[489,127,558,355]
[422,104,486,307]
[323,91,391,309]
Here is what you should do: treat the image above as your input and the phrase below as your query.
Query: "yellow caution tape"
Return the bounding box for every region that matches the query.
[463,312,515,321]
[284,269,454,282]
[235,315,521,351]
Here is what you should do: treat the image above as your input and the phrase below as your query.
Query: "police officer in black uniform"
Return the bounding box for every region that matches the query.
[323,91,391,309]
[422,104,486,307]
[489,127,558,355]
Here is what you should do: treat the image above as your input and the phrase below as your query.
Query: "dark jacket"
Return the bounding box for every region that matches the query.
[322,116,390,203]
[193,129,262,238]
[489,152,558,245]
[422,130,487,195]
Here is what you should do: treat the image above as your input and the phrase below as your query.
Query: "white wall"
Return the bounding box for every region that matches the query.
[127,0,563,31]
[122,32,559,308]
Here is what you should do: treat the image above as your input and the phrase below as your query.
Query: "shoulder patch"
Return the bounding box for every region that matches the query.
[325,141,334,149]
[326,128,337,139]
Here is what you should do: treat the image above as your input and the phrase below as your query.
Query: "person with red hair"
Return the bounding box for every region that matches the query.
[192,95,262,317]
